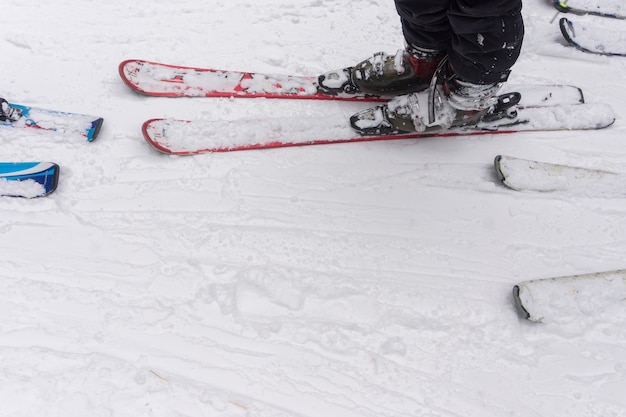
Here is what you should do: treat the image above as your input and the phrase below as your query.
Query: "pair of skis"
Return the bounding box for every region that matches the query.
[0,103,103,198]
[552,0,626,56]
[119,59,616,192]
[119,59,614,155]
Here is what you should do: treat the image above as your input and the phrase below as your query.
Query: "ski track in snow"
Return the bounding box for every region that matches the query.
[1,1,626,417]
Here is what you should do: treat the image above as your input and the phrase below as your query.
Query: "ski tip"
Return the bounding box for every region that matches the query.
[118,58,144,68]
[47,163,61,196]
[512,285,532,321]
[87,117,104,142]
[31,162,60,197]
[118,59,182,97]
[0,162,60,198]
[142,118,176,155]
[118,59,145,74]
[118,59,149,95]
[142,118,208,155]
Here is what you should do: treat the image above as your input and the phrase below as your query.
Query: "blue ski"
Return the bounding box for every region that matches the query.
[0,162,60,198]
[1,103,103,141]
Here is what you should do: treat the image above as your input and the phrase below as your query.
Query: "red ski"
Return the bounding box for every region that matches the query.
[118,59,386,101]
[142,100,615,155]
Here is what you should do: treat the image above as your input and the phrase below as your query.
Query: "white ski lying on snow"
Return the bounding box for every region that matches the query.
[559,18,626,56]
[514,270,626,323]
[495,155,626,196]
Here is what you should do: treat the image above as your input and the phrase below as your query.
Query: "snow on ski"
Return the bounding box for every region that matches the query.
[553,0,625,20]
[514,270,626,323]
[143,100,614,155]
[118,59,386,101]
[1,103,104,141]
[495,155,626,196]
[559,18,626,57]
[0,162,59,198]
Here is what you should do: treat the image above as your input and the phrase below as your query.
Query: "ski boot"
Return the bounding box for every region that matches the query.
[0,99,22,122]
[350,61,520,135]
[317,45,444,97]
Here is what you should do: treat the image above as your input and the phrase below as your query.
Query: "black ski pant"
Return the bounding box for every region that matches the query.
[395,0,524,84]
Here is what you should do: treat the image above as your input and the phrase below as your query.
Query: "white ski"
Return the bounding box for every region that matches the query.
[559,18,626,56]
[495,155,626,197]
[514,270,626,323]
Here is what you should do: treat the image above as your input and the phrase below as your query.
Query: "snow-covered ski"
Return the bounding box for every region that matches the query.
[119,59,386,101]
[141,85,613,155]
[495,155,626,196]
[0,162,60,198]
[1,103,103,141]
[514,270,626,323]
[559,18,626,57]
[553,0,625,20]
[143,102,613,155]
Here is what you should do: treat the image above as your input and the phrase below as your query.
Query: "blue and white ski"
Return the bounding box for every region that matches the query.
[1,103,103,141]
[0,162,60,198]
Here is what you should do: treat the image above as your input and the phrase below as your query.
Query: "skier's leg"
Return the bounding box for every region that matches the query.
[447,0,524,85]
[394,0,452,52]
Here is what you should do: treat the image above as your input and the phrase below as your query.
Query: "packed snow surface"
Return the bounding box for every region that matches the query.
[1,1,626,417]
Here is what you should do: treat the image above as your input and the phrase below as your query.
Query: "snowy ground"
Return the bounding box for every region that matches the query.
[1,1,626,416]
